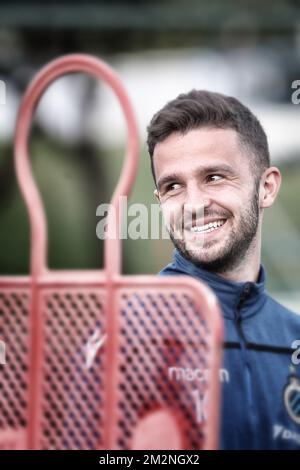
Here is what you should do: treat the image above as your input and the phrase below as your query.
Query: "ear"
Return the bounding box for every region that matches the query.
[154,188,161,203]
[260,166,282,209]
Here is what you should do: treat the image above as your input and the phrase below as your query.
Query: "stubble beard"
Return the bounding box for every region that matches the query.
[168,181,260,275]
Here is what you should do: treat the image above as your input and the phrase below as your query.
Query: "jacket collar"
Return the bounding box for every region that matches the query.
[169,249,267,319]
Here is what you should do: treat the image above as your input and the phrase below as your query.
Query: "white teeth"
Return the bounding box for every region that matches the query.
[190,219,225,233]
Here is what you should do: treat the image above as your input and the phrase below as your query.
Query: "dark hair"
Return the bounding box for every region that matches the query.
[147,89,270,182]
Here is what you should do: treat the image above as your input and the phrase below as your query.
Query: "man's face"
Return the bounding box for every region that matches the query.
[153,127,261,273]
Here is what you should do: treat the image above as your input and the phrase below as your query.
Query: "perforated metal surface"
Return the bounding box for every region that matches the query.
[0,288,30,449]
[39,288,106,450]
[0,280,221,450]
[115,288,212,450]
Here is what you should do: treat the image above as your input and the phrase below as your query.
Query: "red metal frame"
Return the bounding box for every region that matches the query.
[0,54,223,450]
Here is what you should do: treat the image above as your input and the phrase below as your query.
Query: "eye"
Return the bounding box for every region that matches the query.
[166,183,182,192]
[207,174,224,182]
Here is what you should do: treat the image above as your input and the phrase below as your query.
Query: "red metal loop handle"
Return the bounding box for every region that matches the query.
[14,54,139,278]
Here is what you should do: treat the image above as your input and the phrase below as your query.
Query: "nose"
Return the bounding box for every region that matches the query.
[184,183,211,219]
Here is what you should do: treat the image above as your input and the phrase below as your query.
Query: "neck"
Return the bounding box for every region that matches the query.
[216,255,260,283]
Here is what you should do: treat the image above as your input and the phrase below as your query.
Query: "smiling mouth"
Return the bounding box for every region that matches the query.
[189,219,226,234]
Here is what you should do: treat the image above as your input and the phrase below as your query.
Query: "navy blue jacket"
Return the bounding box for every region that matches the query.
[159,249,300,449]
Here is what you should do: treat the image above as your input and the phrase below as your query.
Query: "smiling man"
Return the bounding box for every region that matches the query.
[147,90,300,449]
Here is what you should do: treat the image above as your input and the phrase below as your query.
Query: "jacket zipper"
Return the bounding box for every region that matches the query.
[235,301,253,405]
[235,297,258,448]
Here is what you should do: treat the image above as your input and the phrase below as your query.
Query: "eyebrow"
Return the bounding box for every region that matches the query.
[157,164,236,191]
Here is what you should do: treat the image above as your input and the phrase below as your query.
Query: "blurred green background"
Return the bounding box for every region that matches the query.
[0,0,300,311]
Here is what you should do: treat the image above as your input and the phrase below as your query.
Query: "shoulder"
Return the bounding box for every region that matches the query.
[158,263,184,276]
[263,294,300,344]
[266,294,300,325]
